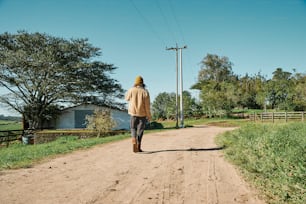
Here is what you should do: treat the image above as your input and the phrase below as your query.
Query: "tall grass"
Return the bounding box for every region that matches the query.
[217,122,306,204]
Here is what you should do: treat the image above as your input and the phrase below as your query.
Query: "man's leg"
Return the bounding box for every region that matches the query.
[130,116,139,152]
[136,117,147,152]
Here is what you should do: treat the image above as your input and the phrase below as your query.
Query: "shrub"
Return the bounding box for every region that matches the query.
[85,108,117,137]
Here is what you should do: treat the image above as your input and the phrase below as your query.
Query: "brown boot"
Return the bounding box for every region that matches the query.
[133,144,138,153]
[137,143,143,152]
[132,137,138,153]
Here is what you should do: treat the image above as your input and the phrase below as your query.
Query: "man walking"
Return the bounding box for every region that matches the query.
[125,76,151,153]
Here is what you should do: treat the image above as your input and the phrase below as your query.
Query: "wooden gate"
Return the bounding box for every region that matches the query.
[250,112,305,122]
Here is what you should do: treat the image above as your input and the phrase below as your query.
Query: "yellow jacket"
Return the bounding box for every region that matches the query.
[125,86,151,120]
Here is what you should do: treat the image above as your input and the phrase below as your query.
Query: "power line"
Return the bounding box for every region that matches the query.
[129,0,186,48]
[166,0,195,98]
[155,0,177,44]
[168,0,186,45]
[129,0,167,47]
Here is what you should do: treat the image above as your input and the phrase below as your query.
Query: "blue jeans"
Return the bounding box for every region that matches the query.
[130,116,147,144]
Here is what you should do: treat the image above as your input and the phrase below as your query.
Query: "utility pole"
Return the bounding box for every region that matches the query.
[166,44,179,128]
[179,45,187,128]
[166,44,187,128]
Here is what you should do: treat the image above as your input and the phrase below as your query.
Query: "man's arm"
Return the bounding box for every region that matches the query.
[125,89,131,101]
[145,91,152,121]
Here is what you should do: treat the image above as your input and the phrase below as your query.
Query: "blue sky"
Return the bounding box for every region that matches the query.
[1,0,306,116]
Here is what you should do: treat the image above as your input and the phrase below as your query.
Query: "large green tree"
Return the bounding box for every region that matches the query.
[266,68,294,110]
[0,31,124,129]
[197,53,235,83]
[152,92,176,120]
[292,72,306,111]
[192,54,238,116]
[237,73,266,109]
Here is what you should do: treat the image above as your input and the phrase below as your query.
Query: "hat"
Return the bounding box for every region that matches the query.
[134,76,143,86]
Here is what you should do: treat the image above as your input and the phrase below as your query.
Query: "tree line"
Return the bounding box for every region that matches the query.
[152,54,306,119]
[1,31,305,126]
[0,115,21,122]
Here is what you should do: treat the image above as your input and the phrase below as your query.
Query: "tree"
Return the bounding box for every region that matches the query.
[266,68,294,110]
[0,31,124,129]
[152,92,176,120]
[198,81,237,117]
[237,73,266,109]
[291,72,306,111]
[253,73,268,110]
[152,91,201,120]
[197,53,235,83]
[181,91,202,118]
[192,53,238,117]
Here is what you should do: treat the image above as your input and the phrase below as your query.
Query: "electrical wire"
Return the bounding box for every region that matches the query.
[129,0,167,47]
[155,0,178,44]
[129,0,186,49]
[168,0,186,45]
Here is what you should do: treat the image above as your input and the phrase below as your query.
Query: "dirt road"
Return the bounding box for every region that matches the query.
[0,126,264,204]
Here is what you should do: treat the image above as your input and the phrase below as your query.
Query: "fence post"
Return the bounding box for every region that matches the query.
[302,112,304,122]
[285,112,287,122]
[272,112,274,123]
[6,131,10,147]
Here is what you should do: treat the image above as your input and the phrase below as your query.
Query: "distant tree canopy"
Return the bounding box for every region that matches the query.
[152,91,201,120]
[0,114,21,122]
[0,31,124,129]
[197,54,236,83]
[152,54,306,120]
[192,53,306,117]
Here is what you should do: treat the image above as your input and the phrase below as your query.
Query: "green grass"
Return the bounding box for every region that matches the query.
[0,120,22,131]
[0,134,129,170]
[216,122,306,204]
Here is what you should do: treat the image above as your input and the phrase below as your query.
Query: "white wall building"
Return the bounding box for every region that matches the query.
[55,104,130,130]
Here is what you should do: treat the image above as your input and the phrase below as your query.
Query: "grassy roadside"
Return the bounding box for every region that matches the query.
[216,122,306,204]
[0,134,129,170]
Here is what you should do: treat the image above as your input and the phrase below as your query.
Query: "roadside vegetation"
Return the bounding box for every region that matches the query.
[0,134,129,170]
[216,122,306,204]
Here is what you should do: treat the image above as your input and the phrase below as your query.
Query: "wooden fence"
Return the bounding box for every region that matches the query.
[0,129,24,147]
[250,112,305,123]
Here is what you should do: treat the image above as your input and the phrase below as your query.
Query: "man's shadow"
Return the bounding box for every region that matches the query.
[140,146,224,154]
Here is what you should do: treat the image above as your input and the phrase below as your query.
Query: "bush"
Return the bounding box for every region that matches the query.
[146,121,164,129]
[85,108,117,137]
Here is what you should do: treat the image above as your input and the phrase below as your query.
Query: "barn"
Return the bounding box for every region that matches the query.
[55,104,130,130]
